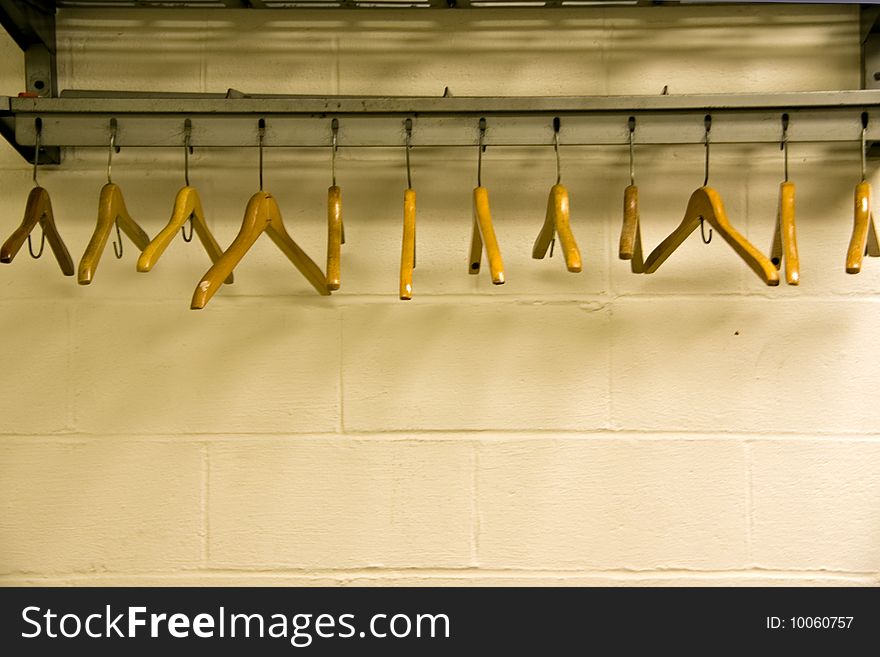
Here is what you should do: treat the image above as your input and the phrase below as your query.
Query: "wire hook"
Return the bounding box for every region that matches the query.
[780,113,790,183]
[703,114,712,187]
[27,229,46,259]
[112,219,124,259]
[553,116,562,185]
[699,218,713,244]
[184,118,193,187]
[181,216,194,243]
[477,117,487,187]
[107,118,119,185]
[861,111,868,183]
[32,117,42,187]
[27,118,46,258]
[258,118,266,191]
[405,117,413,189]
[700,114,713,244]
[628,115,636,186]
[106,118,126,257]
[331,118,339,187]
[178,119,195,242]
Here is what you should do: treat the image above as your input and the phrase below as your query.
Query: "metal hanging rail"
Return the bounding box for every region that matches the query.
[3,1,880,158]
[5,91,880,150]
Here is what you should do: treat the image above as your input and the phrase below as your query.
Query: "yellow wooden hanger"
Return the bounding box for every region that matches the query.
[326,119,344,291]
[643,115,779,286]
[618,117,644,273]
[400,118,416,300]
[846,112,880,274]
[468,118,505,285]
[1,123,74,276]
[191,119,329,309]
[78,121,151,285]
[769,114,800,285]
[137,121,233,284]
[532,118,582,273]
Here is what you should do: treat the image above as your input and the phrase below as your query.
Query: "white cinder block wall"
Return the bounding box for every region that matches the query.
[1,6,879,586]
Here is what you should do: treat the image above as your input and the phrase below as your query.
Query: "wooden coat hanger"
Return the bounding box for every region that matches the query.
[137,186,232,282]
[137,122,232,283]
[401,189,416,299]
[1,187,75,276]
[400,119,416,300]
[191,191,330,308]
[770,181,799,284]
[619,184,645,273]
[643,187,779,285]
[618,118,644,273]
[643,116,779,286]
[1,126,74,275]
[468,119,505,285]
[78,122,151,284]
[191,121,329,309]
[327,185,343,290]
[846,113,880,274]
[769,115,800,285]
[846,181,880,273]
[326,120,344,291]
[532,120,582,273]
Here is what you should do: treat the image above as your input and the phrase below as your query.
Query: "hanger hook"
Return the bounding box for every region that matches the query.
[27,118,47,258]
[703,114,711,187]
[32,117,42,186]
[258,118,266,191]
[781,113,789,183]
[861,111,868,182]
[405,117,413,189]
[477,117,487,187]
[112,219,124,259]
[181,216,194,243]
[628,115,636,186]
[699,217,713,244]
[107,118,118,185]
[184,118,192,187]
[552,116,562,185]
[330,118,339,187]
[27,231,46,259]
[699,115,714,244]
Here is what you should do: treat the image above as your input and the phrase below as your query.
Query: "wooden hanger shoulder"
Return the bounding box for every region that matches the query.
[263,194,330,297]
[470,186,505,285]
[0,186,74,275]
[400,188,416,300]
[326,185,343,291]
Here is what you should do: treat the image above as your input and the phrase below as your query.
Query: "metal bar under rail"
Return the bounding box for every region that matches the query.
[6,90,880,149]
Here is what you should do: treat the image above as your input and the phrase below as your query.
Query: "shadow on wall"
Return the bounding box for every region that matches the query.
[56,5,859,95]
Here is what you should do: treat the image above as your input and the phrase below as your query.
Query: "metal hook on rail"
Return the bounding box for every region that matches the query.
[27,118,46,259]
[861,111,869,183]
[331,117,339,187]
[700,114,713,244]
[181,118,194,243]
[405,117,413,189]
[780,113,790,183]
[628,115,636,187]
[477,117,487,187]
[107,118,125,258]
[553,116,562,185]
[107,118,119,185]
[258,117,266,191]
